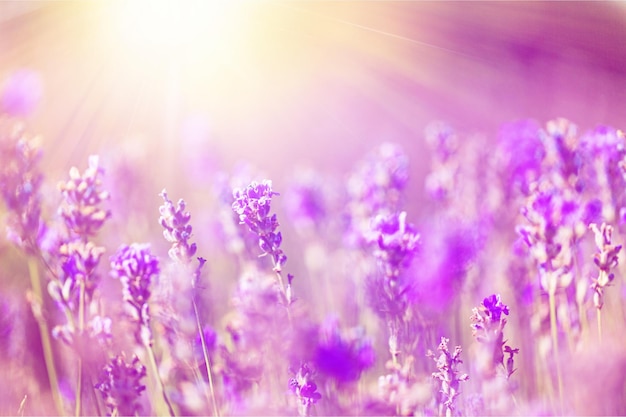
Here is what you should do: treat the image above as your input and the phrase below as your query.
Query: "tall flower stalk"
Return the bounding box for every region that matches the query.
[0,117,64,414]
[110,243,175,416]
[159,190,219,416]
[589,223,621,341]
[54,155,110,416]
[427,337,469,417]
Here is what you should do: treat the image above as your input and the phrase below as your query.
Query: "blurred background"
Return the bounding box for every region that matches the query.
[1,0,626,195]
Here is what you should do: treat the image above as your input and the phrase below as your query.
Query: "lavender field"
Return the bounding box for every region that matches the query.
[1,2,626,416]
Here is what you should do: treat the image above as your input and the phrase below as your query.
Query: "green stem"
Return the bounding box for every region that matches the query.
[192,298,219,417]
[27,259,65,416]
[145,341,176,417]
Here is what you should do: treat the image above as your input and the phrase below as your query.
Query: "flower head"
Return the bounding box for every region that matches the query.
[58,155,110,237]
[232,180,287,271]
[313,316,376,383]
[346,143,409,245]
[159,190,197,264]
[111,243,159,344]
[47,240,106,309]
[289,362,322,415]
[0,69,42,117]
[427,337,469,415]
[95,354,147,416]
[369,211,420,280]
[0,118,44,252]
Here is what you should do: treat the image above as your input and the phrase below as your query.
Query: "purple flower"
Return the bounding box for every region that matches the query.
[482,294,510,323]
[232,180,287,271]
[313,316,375,384]
[289,362,322,414]
[424,122,459,201]
[284,170,329,232]
[95,354,147,416]
[495,119,544,197]
[428,337,469,415]
[159,190,197,264]
[48,239,106,308]
[470,294,518,379]
[346,143,409,245]
[589,222,622,309]
[193,324,217,362]
[541,118,582,180]
[111,243,159,344]
[0,118,44,253]
[369,211,420,280]
[0,69,42,117]
[58,155,111,238]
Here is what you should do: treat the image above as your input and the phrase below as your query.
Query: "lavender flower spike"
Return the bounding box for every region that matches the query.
[95,354,147,416]
[232,180,287,272]
[110,243,159,345]
[159,189,197,264]
[58,155,111,238]
[428,337,469,417]
[0,118,44,252]
[589,222,621,310]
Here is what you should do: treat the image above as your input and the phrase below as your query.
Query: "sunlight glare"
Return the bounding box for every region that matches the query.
[110,0,245,53]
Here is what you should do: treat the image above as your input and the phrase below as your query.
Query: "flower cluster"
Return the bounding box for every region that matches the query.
[232,180,286,272]
[95,354,147,416]
[48,240,106,311]
[369,211,420,281]
[289,362,322,416]
[313,316,376,384]
[346,143,409,246]
[110,243,160,345]
[58,155,110,238]
[470,294,518,379]
[428,337,469,416]
[589,223,621,309]
[424,121,459,202]
[0,117,44,252]
[159,189,197,264]
[495,119,544,199]
[517,174,584,294]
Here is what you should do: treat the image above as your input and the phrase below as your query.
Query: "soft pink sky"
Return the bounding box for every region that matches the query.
[1,2,625,187]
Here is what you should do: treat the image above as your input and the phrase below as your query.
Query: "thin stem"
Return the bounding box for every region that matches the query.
[88,374,102,417]
[548,288,564,413]
[597,308,603,342]
[18,395,27,416]
[27,259,65,416]
[192,297,219,417]
[75,281,86,417]
[75,358,82,417]
[144,340,176,417]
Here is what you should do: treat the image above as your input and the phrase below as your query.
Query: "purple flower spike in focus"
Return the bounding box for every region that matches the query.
[159,189,197,264]
[470,294,518,380]
[95,354,147,417]
[58,155,111,238]
[111,243,159,344]
[482,294,510,323]
[232,180,287,271]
